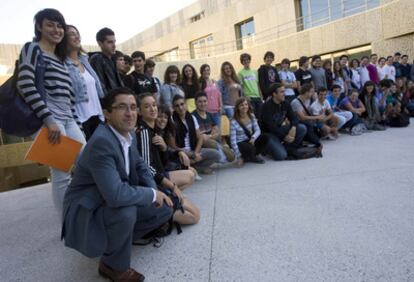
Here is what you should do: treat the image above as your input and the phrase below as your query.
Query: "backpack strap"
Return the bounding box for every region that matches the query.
[236,118,254,140]
[298,98,312,116]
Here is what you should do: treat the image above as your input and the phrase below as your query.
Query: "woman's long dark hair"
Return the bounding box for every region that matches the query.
[360,80,376,99]
[156,104,176,138]
[199,64,210,90]
[181,64,200,89]
[333,61,344,79]
[66,25,87,55]
[164,65,181,84]
[34,8,68,61]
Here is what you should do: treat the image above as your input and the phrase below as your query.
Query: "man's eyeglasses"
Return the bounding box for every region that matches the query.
[111,104,137,112]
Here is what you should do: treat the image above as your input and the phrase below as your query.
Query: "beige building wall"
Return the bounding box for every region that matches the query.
[118,0,413,79]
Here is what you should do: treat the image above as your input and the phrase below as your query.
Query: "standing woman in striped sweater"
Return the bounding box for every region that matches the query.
[16,9,86,211]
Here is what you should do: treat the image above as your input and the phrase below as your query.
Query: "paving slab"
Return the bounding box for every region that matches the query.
[0,123,414,281]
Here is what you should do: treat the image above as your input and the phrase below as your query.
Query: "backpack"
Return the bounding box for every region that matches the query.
[0,44,46,137]
[288,146,323,160]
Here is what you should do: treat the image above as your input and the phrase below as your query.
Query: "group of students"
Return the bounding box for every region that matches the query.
[15,8,412,282]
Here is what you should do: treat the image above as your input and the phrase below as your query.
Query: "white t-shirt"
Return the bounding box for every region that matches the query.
[383,65,396,82]
[278,70,296,96]
[75,69,104,123]
[377,65,387,81]
[351,68,361,89]
[183,115,199,152]
[310,99,331,116]
[359,66,370,87]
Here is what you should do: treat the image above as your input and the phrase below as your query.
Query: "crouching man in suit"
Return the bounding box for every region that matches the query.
[62,87,173,282]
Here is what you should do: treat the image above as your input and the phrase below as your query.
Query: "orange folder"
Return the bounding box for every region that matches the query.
[25,127,83,172]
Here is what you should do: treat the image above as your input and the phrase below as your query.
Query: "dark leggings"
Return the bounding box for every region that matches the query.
[237,134,269,161]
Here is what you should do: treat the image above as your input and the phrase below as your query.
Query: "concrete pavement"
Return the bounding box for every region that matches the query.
[1,124,414,281]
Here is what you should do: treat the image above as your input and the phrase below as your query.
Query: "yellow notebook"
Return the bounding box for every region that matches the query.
[25,128,83,172]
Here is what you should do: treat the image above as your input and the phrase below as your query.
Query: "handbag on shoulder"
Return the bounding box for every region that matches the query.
[0,43,46,137]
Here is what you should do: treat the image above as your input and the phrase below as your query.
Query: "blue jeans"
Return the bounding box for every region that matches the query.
[209,112,221,129]
[266,124,307,160]
[51,119,86,213]
[223,106,234,119]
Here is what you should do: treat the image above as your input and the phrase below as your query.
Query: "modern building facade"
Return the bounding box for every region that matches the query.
[1,0,413,190]
[119,0,412,77]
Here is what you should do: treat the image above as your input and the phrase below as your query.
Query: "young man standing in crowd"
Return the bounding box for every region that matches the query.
[62,88,173,282]
[90,28,124,97]
[400,55,411,82]
[258,51,281,100]
[339,55,352,91]
[113,51,128,82]
[144,59,162,100]
[123,54,132,74]
[393,52,402,78]
[126,51,158,95]
[309,55,327,91]
[367,54,379,84]
[295,56,313,93]
[278,58,297,103]
[260,83,307,160]
[384,56,396,82]
[238,53,263,118]
[359,56,371,87]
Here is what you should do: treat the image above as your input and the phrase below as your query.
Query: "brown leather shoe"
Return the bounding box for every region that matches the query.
[98,261,145,282]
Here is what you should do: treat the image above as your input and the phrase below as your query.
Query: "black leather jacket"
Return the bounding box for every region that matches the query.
[89,52,124,97]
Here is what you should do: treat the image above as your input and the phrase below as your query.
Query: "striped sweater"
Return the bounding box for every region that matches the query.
[230,117,261,158]
[16,42,80,126]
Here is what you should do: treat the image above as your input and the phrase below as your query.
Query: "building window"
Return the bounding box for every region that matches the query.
[153,47,179,62]
[190,11,205,23]
[297,0,381,30]
[235,18,255,50]
[189,34,214,59]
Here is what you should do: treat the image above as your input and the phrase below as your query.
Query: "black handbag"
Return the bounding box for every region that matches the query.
[0,43,46,137]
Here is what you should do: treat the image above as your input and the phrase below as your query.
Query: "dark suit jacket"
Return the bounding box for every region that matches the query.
[62,124,155,258]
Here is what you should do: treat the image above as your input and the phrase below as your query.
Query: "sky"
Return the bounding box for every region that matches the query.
[0,0,198,45]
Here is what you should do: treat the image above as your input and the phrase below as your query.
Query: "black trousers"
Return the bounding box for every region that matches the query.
[249,98,263,119]
[237,134,269,161]
[82,115,102,141]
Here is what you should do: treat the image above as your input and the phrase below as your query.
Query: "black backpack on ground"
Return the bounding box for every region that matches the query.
[287,146,323,160]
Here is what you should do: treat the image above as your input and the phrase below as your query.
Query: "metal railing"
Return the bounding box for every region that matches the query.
[140,0,382,62]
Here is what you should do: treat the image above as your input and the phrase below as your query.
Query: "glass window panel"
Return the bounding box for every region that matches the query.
[367,0,380,9]
[240,20,255,37]
[330,0,343,20]
[310,0,330,26]
[298,0,310,30]
[343,0,366,16]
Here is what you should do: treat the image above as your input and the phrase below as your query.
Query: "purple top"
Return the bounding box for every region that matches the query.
[367,64,379,84]
[339,97,361,111]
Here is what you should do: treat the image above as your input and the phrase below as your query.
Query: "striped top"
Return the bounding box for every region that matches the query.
[230,117,261,158]
[16,42,79,126]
